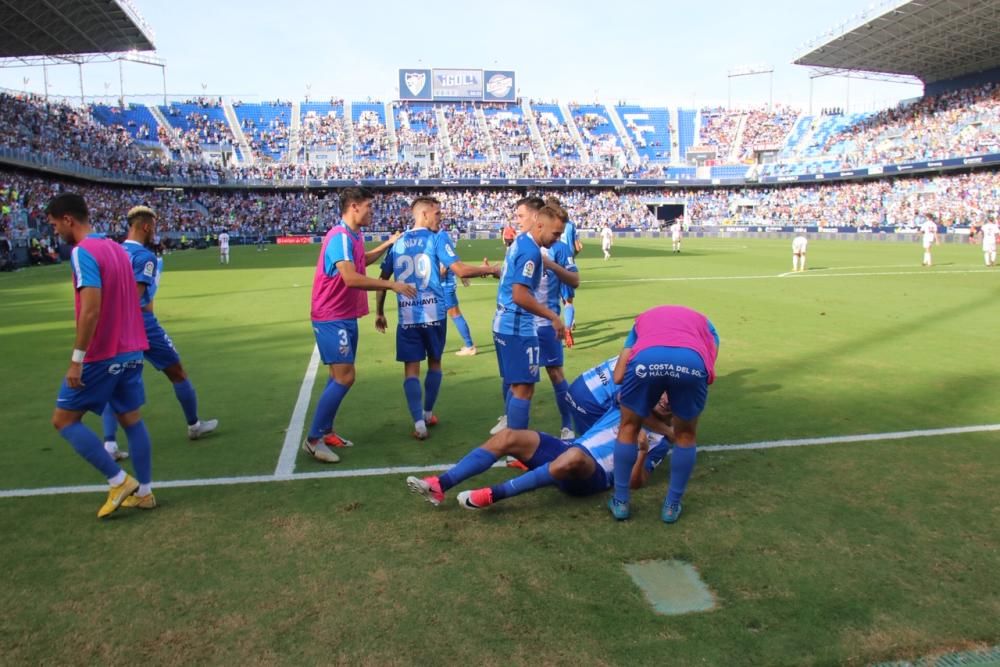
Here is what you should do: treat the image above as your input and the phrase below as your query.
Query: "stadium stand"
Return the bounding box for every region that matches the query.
[352,102,390,161]
[234,102,292,162]
[530,103,580,161]
[569,104,627,165]
[300,100,347,157]
[615,104,672,163]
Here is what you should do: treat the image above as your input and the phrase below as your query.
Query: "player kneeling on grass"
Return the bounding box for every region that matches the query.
[407,406,672,510]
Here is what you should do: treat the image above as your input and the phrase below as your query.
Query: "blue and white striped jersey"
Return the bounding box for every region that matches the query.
[533,240,576,328]
[381,227,456,325]
[574,408,667,487]
[492,232,542,336]
[580,356,620,411]
[560,219,578,253]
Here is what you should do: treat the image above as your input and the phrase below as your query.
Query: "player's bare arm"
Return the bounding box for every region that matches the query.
[336,259,416,297]
[67,286,102,388]
[612,346,631,385]
[541,257,580,288]
[512,283,565,337]
[374,268,392,333]
[451,259,500,279]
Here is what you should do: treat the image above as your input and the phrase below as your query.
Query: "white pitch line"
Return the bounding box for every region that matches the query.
[578,268,994,285]
[2,422,998,500]
[273,344,321,476]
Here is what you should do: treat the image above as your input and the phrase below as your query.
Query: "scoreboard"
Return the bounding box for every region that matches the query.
[399,68,516,102]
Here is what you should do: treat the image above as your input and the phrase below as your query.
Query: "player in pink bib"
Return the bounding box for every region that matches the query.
[301,188,414,463]
[47,194,156,518]
[609,305,719,524]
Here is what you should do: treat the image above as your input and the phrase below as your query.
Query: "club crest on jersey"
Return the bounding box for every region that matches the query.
[404,72,426,97]
[522,260,535,278]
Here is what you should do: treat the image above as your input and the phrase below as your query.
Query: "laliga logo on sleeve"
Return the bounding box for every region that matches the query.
[522,260,535,278]
[486,74,513,98]
[404,72,426,97]
[635,364,647,379]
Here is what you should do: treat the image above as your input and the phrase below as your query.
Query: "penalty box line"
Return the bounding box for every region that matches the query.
[1,422,999,500]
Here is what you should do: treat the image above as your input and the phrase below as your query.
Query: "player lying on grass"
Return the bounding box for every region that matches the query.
[407,405,673,511]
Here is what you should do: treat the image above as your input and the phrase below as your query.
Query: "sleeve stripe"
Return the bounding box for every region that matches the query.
[70,247,83,288]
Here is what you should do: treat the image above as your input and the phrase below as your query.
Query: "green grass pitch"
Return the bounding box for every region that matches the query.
[1,236,998,665]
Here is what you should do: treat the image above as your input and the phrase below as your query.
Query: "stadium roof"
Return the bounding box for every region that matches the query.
[794,0,1000,84]
[0,0,155,60]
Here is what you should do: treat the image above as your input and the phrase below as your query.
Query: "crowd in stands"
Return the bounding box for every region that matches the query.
[485,110,535,157]
[823,82,1000,168]
[444,105,490,160]
[0,92,219,182]
[5,165,996,252]
[354,110,389,159]
[698,107,740,160]
[533,111,578,159]
[300,112,347,150]
[180,111,236,152]
[738,105,798,158]
[240,114,289,160]
[395,105,443,153]
[2,83,999,186]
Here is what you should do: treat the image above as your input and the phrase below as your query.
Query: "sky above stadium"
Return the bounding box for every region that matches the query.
[1,0,925,112]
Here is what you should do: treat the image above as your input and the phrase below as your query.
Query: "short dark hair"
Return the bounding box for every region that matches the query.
[411,196,440,210]
[544,196,562,208]
[515,196,545,211]
[45,193,88,221]
[340,187,375,215]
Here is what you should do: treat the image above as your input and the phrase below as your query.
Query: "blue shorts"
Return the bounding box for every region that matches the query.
[493,332,540,385]
[619,346,708,421]
[55,352,146,414]
[561,284,575,301]
[313,319,359,365]
[537,325,563,368]
[444,286,459,310]
[566,380,609,435]
[396,321,447,362]
[143,314,182,371]
[523,433,608,497]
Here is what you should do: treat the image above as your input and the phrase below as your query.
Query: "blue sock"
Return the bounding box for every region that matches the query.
[491,463,555,501]
[307,380,351,440]
[613,438,638,504]
[101,404,118,442]
[123,421,153,485]
[553,379,572,430]
[403,377,423,423]
[507,397,531,430]
[666,445,697,506]
[438,447,498,491]
[423,370,442,413]
[59,422,120,479]
[451,314,474,347]
[172,379,199,426]
[564,304,575,329]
